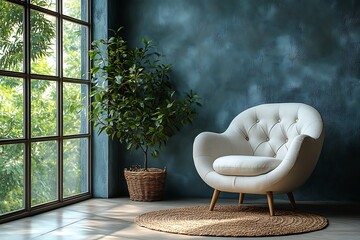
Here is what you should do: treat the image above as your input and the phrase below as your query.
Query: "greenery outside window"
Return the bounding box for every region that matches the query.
[0,0,91,222]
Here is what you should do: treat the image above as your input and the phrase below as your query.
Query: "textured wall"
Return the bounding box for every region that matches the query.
[92,0,110,198]
[110,0,360,201]
[92,0,123,197]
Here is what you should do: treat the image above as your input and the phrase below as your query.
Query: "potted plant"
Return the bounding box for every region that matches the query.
[89,28,201,201]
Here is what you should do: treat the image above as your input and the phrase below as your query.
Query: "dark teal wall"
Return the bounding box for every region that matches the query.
[100,0,360,201]
[92,0,110,198]
[92,0,124,198]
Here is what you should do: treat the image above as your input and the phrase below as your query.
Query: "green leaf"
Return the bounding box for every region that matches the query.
[115,75,122,84]
[167,102,173,108]
[95,94,102,102]
[151,150,159,158]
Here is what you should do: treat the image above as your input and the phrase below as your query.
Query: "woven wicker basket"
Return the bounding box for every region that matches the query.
[124,168,167,201]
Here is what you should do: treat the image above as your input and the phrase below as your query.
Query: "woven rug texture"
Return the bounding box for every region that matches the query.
[135,205,328,237]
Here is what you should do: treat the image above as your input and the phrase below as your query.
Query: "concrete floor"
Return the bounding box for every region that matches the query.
[0,198,359,240]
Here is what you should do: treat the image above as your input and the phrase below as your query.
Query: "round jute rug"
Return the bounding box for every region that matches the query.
[135,205,328,237]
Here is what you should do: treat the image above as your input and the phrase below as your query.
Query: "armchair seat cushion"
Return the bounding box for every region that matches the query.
[213,155,282,176]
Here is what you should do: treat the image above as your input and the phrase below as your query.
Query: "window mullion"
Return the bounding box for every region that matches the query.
[58,0,64,202]
[24,0,32,213]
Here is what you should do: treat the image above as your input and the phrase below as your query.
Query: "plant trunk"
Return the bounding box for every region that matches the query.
[144,151,148,171]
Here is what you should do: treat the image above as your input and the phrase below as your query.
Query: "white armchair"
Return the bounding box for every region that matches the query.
[193,103,324,216]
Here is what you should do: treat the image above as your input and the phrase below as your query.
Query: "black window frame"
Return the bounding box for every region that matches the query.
[0,0,92,223]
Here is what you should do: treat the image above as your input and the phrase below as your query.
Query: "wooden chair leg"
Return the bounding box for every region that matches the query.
[239,193,245,205]
[209,189,220,211]
[266,191,274,216]
[287,192,297,209]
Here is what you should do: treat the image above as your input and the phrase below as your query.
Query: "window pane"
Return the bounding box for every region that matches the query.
[31,80,57,137]
[30,10,57,76]
[63,0,88,21]
[0,144,24,215]
[31,141,58,206]
[63,138,88,198]
[63,83,88,135]
[30,0,56,12]
[0,76,24,139]
[0,1,24,72]
[63,21,88,80]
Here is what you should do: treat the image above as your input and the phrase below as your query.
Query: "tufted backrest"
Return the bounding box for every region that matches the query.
[225,103,323,159]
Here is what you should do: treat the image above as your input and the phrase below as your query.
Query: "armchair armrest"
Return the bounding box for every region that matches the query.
[193,132,233,159]
[193,132,234,179]
[267,132,324,191]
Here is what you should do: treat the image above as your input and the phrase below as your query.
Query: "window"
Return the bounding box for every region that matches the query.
[0,0,91,222]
